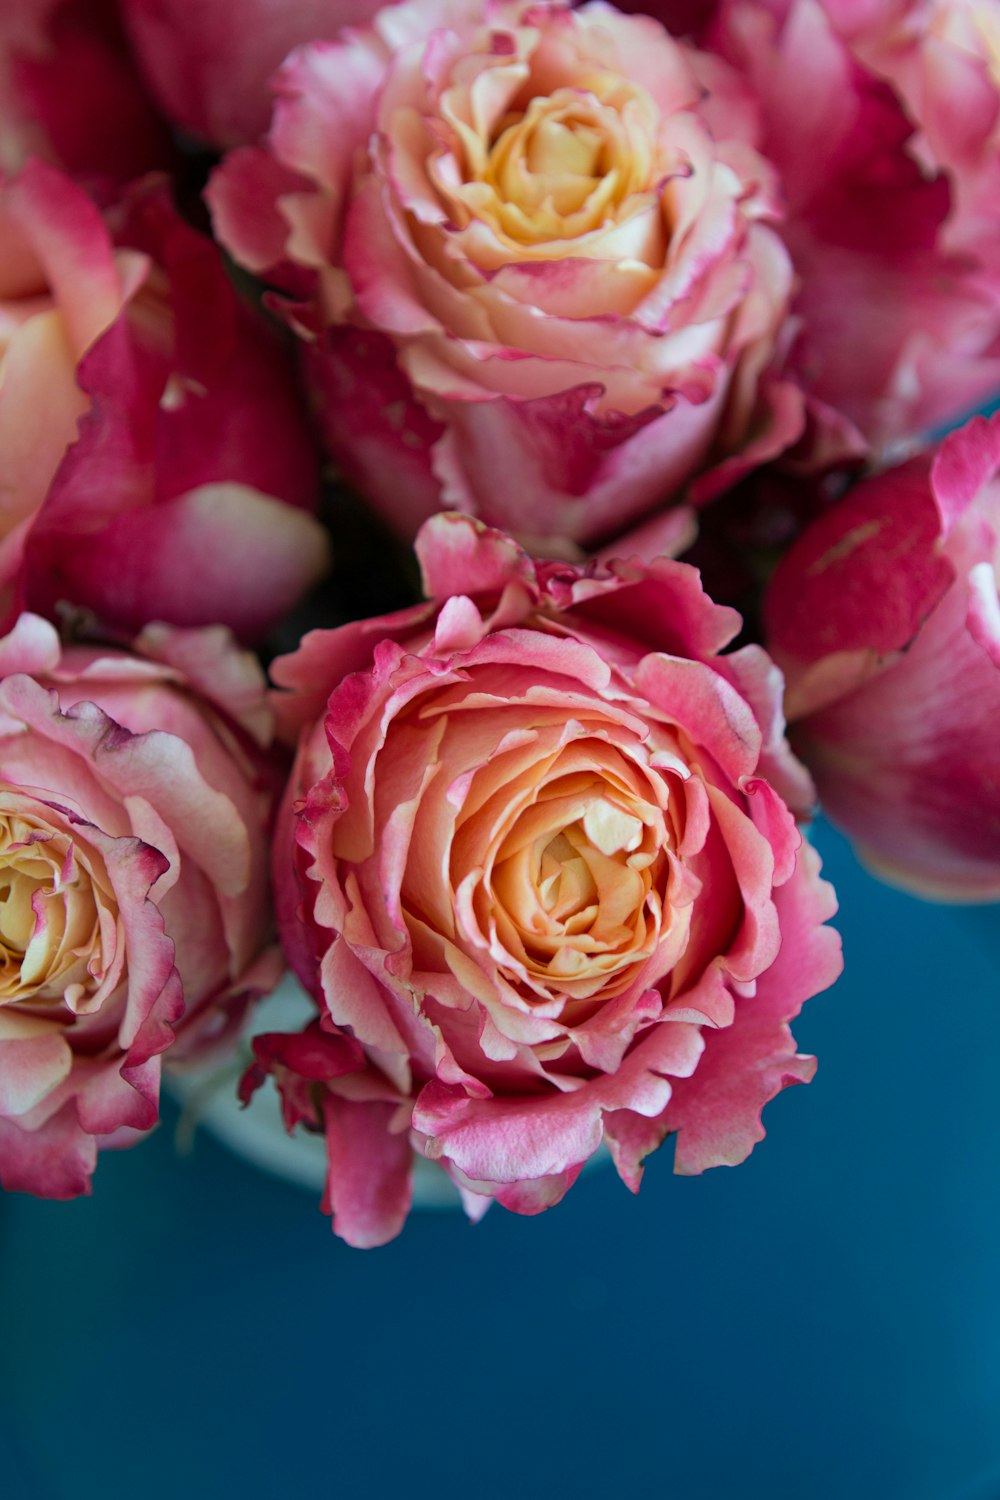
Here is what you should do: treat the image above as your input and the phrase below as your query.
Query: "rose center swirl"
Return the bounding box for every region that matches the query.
[485,774,670,997]
[0,817,102,1012]
[435,55,660,248]
[482,92,628,237]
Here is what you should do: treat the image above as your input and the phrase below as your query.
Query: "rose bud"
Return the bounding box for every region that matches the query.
[210,0,821,553]
[0,160,328,642]
[0,613,283,1198]
[252,513,843,1247]
[764,410,1000,899]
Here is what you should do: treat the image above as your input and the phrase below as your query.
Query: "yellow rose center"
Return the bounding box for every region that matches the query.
[438,65,659,249]
[489,774,668,999]
[0,815,104,1013]
[484,93,624,237]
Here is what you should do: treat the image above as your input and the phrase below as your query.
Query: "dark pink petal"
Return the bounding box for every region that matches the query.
[414,1018,703,1185]
[567,557,742,662]
[305,329,444,539]
[16,182,326,641]
[800,568,1000,899]
[9,0,175,190]
[28,484,330,642]
[931,410,1000,533]
[73,1052,162,1136]
[665,840,841,1173]
[492,1164,584,1216]
[252,1024,365,1084]
[603,1106,670,1194]
[206,146,312,280]
[4,157,123,354]
[321,1094,413,1249]
[717,644,816,814]
[764,455,955,715]
[121,0,385,147]
[416,511,537,606]
[432,382,725,552]
[0,1100,97,1198]
[636,651,763,783]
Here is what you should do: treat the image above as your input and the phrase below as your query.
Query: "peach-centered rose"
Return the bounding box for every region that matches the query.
[252,514,843,1247]
[211,0,803,550]
[0,803,116,1010]
[0,614,283,1198]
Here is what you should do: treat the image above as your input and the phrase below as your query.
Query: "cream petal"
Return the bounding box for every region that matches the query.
[582,797,643,856]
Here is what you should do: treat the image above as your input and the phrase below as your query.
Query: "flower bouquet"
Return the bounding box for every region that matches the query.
[1,0,998,1247]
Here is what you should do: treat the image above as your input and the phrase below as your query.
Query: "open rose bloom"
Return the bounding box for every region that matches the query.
[765,410,1000,899]
[211,0,811,550]
[3,0,997,1250]
[255,515,842,1245]
[210,0,1000,551]
[0,614,282,1196]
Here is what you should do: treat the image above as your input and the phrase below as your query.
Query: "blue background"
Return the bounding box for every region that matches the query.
[2,821,999,1500]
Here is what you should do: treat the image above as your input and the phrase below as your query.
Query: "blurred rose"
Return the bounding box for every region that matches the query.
[120,0,386,147]
[210,0,813,553]
[0,613,283,1197]
[251,513,842,1246]
[0,161,329,641]
[824,0,1000,273]
[0,0,174,189]
[708,0,1000,445]
[764,410,1000,899]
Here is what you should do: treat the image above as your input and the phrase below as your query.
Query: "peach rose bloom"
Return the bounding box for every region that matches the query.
[0,614,283,1197]
[211,0,804,551]
[252,514,843,1246]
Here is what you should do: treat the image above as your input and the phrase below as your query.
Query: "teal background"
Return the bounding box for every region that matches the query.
[2,821,999,1500]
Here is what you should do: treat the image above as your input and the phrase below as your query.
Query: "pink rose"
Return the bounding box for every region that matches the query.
[0,161,329,641]
[253,513,842,1246]
[210,0,811,553]
[707,0,1000,444]
[119,0,387,148]
[825,0,1000,273]
[764,410,1000,899]
[0,0,174,190]
[0,612,283,1198]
